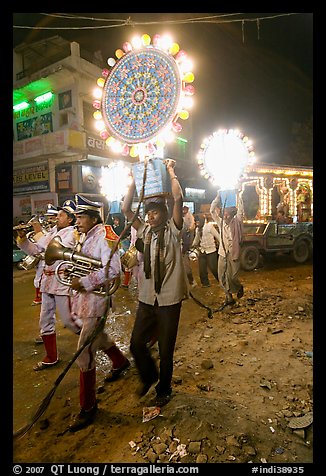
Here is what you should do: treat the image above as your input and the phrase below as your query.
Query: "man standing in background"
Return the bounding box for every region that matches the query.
[210,192,244,307]
[181,205,197,287]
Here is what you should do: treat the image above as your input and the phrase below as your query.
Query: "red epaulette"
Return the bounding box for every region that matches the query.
[104,225,120,249]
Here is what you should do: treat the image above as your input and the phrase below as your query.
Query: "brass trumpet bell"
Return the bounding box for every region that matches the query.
[13,223,34,232]
[45,237,76,266]
[19,254,43,270]
[121,245,138,269]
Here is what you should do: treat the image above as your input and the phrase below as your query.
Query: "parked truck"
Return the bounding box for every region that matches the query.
[240,221,313,271]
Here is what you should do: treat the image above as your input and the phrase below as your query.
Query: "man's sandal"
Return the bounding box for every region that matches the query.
[33,360,59,371]
[218,299,236,311]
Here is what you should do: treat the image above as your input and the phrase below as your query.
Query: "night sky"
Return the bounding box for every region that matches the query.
[13,13,313,168]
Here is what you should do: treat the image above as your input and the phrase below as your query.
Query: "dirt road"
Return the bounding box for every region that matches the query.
[12,255,313,465]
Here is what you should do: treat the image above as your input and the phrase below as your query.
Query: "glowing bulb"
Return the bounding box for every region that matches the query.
[169,43,180,55]
[162,129,175,143]
[93,88,103,100]
[115,49,124,59]
[184,84,195,96]
[137,143,148,160]
[152,34,161,47]
[131,36,142,49]
[182,97,193,109]
[122,42,132,53]
[105,137,114,146]
[122,144,130,156]
[179,110,189,120]
[179,58,193,73]
[161,35,173,51]
[97,78,105,88]
[100,130,109,140]
[172,122,182,133]
[176,50,187,62]
[146,142,156,155]
[155,136,165,149]
[130,145,138,158]
[183,72,194,83]
[111,140,123,153]
[94,120,105,131]
[93,111,102,120]
[107,57,116,67]
[141,34,151,46]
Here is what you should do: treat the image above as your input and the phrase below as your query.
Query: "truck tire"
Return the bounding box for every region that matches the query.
[240,245,260,271]
[293,238,311,263]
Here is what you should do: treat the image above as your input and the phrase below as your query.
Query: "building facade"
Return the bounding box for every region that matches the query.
[13,36,137,222]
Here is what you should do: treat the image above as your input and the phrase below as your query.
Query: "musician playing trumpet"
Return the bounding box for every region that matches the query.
[30,205,58,306]
[16,200,83,371]
[67,194,130,433]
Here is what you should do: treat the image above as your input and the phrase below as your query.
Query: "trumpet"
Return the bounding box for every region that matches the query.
[45,237,120,296]
[13,223,34,233]
[13,215,52,240]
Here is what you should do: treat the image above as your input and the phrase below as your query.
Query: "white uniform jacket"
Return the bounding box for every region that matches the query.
[18,225,77,295]
[71,224,121,318]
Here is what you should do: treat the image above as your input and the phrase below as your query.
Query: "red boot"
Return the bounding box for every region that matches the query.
[79,368,96,411]
[121,270,132,289]
[33,333,59,371]
[69,368,97,432]
[32,288,42,305]
[104,345,130,382]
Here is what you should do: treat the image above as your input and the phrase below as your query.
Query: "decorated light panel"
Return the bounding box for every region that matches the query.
[197,128,255,190]
[93,33,195,160]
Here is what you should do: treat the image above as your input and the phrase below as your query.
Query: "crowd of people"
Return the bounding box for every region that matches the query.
[14,160,246,432]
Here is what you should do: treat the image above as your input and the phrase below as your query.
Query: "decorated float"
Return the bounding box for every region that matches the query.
[239,162,313,223]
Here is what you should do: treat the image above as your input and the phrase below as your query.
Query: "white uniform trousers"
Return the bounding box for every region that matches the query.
[39,293,82,335]
[76,316,115,372]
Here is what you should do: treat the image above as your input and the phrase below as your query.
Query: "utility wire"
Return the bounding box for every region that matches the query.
[13,12,303,31]
[42,12,245,21]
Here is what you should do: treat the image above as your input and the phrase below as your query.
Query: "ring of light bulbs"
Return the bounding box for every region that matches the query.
[93,33,195,160]
[197,128,256,186]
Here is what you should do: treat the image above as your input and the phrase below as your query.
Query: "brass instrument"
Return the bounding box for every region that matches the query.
[121,245,138,269]
[28,215,53,234]
[45,237,120,296]
[19,252,45,270]
[13,215,52,241]
[14,216,50,269]
[13,223,34,235]
[39,216,54,232]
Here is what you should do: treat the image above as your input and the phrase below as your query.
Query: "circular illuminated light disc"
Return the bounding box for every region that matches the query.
[201,132,251,189]
[101,48,182,144]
